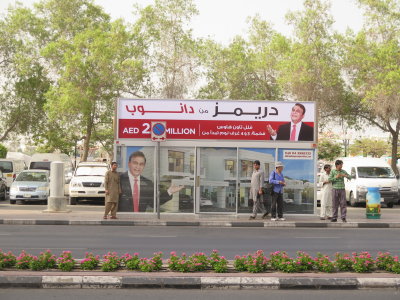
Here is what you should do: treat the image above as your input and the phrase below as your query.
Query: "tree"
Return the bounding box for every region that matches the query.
[0,6,50,142]
[349,138,389,158]
[134,0,200,99]
[318,139,342,161]
[34,0,147,161]
[279,0,346,119]
[0,144,7,158]
[342,0,400,174]
[198,16,288,100]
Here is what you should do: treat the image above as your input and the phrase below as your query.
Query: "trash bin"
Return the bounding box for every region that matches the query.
[366,187,381,219]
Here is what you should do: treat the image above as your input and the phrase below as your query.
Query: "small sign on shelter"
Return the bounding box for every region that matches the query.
[151,121,167,141]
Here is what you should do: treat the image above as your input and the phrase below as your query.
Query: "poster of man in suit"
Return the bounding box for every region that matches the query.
[118,149,183,212]
[266,103,314,141]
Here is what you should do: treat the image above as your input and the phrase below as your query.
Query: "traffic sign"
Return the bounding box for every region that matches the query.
[151,122,167,141]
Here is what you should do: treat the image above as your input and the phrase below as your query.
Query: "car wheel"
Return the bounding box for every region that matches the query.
[387,202,394,208]
[349,192,358,207]
[69,197,77,205]
[10,200,16,204]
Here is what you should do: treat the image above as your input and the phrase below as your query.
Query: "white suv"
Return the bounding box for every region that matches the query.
[69,162,109,205]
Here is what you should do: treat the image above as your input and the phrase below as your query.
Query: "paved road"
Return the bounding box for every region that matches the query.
[1,288,399,300]
[1,225,399,258]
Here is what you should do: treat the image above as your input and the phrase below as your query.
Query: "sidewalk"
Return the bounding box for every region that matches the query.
[0,203,399,228]
[1,204,400,289]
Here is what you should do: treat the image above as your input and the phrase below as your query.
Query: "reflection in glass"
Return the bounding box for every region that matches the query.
[160,147,194,213]
[198,148,237,213]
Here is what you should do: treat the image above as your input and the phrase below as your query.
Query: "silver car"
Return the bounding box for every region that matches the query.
[9,170,50,204]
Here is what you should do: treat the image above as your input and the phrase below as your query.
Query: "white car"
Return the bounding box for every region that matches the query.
[69,162,109,205]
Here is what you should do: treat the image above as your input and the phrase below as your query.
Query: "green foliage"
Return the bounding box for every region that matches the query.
[318,139,342,161]
[349,138,389,157]
[0,144,7,158]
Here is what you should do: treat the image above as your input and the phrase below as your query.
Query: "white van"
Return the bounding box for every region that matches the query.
[0,159,26,190]
[339,157,399,208]
[29,153,74,195]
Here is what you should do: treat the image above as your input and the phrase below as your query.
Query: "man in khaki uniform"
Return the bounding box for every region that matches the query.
[104,161,121,219]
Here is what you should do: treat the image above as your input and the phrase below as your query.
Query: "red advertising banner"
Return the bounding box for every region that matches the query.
[117,99,316,142]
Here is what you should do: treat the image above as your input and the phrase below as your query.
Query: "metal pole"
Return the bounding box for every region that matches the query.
[156,141,160,219]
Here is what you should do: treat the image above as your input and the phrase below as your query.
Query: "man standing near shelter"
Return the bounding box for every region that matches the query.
[266,103,314,141]
[249,160,268,220]
[269,161,286,221]
[329,159,351,223]
[104,161,121,219]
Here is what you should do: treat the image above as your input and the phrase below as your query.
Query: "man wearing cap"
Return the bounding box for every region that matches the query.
[104,161,121,219]
[249,160,269,220]
[269,161,286,221]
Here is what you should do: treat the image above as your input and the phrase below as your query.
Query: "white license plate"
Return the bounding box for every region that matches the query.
[23,194,32,198]
[86,191,97,194]
[380,198,384,202]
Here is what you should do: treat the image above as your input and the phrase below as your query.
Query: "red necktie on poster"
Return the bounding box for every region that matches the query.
[290,124,296,141]
[133,178,139,212]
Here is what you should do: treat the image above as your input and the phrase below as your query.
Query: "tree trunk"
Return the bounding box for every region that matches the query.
[390,128,399,175]
[81,119,93,162]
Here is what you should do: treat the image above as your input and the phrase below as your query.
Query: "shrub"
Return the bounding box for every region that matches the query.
[57,251,75,272]
[390,257,400,274]
[294,251,315,272]
[334,253,353,271]
[0,250,16,269]
[375,252,395,271]
[189,252,209,271]
[80,252,100,270]
[233,255,248,272]
[209,250,228,273]
[29,250,56,271]
[245,250,269,273]
[15,251,33,270]
[314,253,335,273]
[269,251,291,271]
[168,252,191,272]
[101,252,121,272]
[351,252,374,273]
[122,253,140,271]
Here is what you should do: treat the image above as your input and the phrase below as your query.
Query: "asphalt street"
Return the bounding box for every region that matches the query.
[1,288,400,300]
[1,225,399,258]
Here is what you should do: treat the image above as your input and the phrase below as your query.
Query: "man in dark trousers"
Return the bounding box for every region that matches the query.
[267,103,314,141]
[119,151,183,212]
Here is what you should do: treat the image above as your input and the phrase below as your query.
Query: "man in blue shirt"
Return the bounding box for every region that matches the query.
[269,161,286,221]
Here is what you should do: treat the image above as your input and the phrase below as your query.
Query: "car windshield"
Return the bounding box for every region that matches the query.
[16,172,47,182]
[30,161,51,170]
[357,166,395,178]
[75,166,108,176]
[0,161,13,173]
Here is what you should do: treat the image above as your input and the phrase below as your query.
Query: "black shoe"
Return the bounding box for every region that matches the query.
[342,218,347,223]
[331,219,337,222]
[249,216,256,220]
[262,212,269,219]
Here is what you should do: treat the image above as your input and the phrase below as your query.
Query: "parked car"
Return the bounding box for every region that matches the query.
[0,170,7,201]
[9,170,50,204]
[69,162,109,205]
[337,157,399,208]
[0,158,26,191]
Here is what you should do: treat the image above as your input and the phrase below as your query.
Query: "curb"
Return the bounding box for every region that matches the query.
[1,275,400,289]
[1,219,400,228]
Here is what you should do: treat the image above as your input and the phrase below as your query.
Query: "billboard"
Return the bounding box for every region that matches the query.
[117,99,316,142]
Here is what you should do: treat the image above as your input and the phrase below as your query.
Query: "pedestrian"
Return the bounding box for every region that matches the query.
[329,159,351,223]
[249,160,269,220]
[269,161,286,221]
[319,164,333,220]
[104,161,121,219]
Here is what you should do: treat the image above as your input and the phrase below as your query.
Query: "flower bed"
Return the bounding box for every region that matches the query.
[1,249,400,274]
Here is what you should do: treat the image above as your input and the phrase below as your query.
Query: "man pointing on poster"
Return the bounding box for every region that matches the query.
[266,103,313,141]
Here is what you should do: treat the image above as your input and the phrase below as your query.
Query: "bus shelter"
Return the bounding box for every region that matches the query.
[114,99,318,215]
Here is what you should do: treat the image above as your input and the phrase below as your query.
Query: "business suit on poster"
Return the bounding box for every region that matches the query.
[118,151,183,212]
[267,103,314,141]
